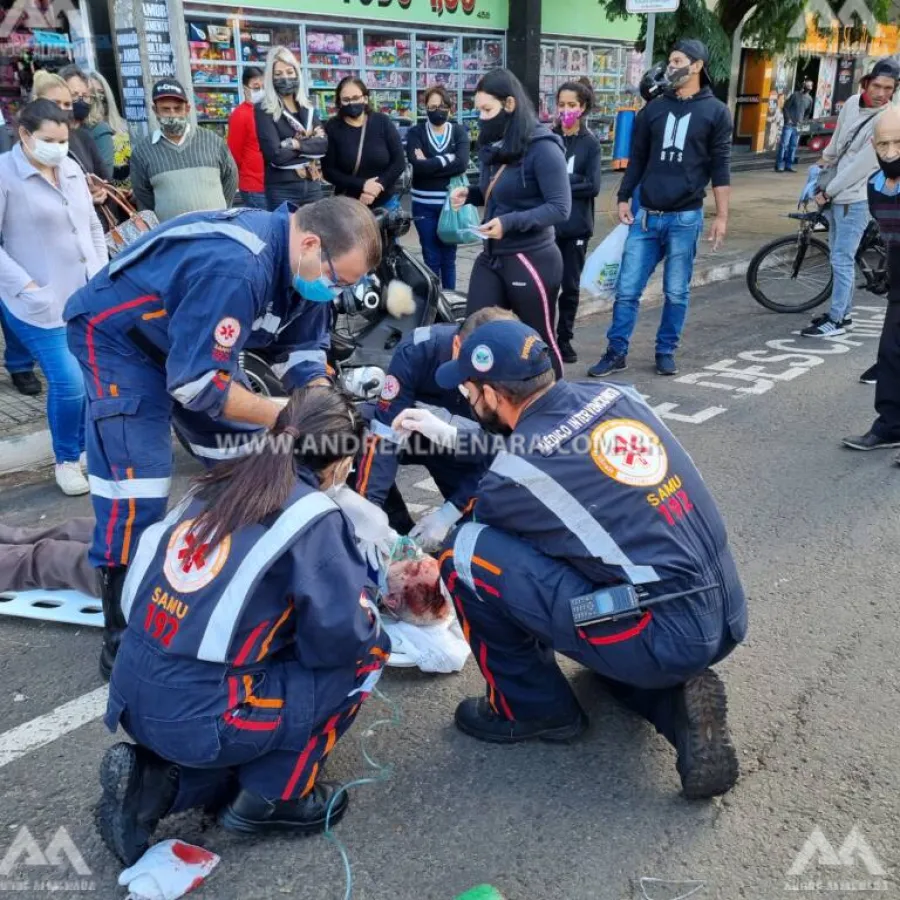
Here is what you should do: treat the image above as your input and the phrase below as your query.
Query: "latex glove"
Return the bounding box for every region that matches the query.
[392,407,458,449]
[270,397,290,411]
[409,500,463,552]
[119,840,220,900]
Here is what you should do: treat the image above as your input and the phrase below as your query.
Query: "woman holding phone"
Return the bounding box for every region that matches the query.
[451,68,571,376]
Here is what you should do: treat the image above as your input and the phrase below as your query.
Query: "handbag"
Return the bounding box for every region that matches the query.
[437,174,482,245]
[98,184,159,256]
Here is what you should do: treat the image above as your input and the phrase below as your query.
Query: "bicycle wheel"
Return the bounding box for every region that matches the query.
[747,234,833,313]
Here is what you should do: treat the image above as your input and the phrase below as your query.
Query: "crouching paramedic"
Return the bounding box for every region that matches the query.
[418,320,747,799]
[96,385,390,866]
[355,307,515,549]
[64,196,381,680]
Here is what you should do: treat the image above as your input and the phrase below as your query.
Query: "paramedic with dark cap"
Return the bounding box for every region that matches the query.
[400,319,747,799]
[588,38,732,378]
[65,195,382,681]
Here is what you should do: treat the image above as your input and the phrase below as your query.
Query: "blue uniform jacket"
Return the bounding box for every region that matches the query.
[472,380,734,593]
[357,324,487,509]
[64,205,330,419]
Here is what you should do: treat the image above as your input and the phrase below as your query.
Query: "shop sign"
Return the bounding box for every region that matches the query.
[626,0,680,12]
[736,94,761,104]
[205,0,508,29]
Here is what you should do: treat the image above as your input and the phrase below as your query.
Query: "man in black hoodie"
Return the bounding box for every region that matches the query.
[589,40,732,378]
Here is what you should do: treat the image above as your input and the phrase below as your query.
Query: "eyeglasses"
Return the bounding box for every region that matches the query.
[426,104,449,111]
[340,94,366,105]
[321,246,359,289]
[70,92,89,102]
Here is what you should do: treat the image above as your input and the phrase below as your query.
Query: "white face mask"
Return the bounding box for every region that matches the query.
[30,138,68,167]
[458,384,470,399]
[323,459,353,498]
[250,89,265,104]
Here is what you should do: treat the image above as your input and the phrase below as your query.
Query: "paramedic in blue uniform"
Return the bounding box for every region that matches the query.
[399,320,747,799]
[355,306,515,549]
[96,385,391,865]
[64,196,381,680]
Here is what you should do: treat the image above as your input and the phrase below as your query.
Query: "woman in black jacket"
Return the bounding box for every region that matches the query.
[450,68,571,376]
[405,85,470,290]
[254,46,327,211]
[553,79,602,364]
[323,77,406,211]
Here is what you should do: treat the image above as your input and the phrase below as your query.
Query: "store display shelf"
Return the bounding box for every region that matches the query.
[194,82,239,89]
[198,117,228,123]
[307,62,361,69]
[189,58,236,65]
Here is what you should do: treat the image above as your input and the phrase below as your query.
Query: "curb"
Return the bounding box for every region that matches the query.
[0,257,751,477]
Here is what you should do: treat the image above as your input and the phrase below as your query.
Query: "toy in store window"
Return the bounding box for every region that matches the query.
[240,29,274,62]
[570,48,588,74]
[558,47,569,72]
[541,47,555,73]
[426,41,457,70]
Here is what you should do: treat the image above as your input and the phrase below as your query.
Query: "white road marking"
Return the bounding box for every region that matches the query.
[0,687,107,769]
[413,478,441,493]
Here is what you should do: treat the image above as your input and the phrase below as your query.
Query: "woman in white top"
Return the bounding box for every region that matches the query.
[0,99,108,495]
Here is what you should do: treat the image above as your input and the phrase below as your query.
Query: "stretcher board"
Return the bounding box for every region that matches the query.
[0,590,103,628]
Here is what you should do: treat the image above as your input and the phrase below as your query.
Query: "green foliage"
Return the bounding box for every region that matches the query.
[596,0,894,85]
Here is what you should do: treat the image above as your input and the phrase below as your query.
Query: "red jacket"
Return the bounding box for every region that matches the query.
[227,101,265,194]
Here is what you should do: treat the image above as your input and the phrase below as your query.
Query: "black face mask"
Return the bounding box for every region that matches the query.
[471,391,512,436]
[273,77,299,96]
[427,108,449,126]
[477,109,510,146]
[665,65,692,88]
[72,99,91,122]
[878,154,900,179]
[341,102,367,119]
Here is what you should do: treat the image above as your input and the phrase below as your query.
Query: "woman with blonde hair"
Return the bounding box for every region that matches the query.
[85,70,131,183]
[254,45,327,211]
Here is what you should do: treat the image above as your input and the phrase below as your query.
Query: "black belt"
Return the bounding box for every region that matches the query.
[126,327,167,368]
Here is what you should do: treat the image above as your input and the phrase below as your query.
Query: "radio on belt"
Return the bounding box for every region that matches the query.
[569,584,642,627]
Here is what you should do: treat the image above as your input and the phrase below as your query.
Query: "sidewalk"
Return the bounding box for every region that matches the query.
[0,167,806,474]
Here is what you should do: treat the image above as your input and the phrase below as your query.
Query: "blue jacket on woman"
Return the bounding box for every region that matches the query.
[469,124,571,255]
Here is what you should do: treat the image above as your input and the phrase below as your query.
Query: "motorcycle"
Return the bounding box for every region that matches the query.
[240,206,468,400]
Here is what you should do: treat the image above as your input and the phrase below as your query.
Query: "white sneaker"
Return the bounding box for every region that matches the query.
[55,461,90,496]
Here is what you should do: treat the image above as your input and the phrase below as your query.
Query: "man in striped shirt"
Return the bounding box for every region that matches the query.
[843,105,900,460]
[130,79,237,222]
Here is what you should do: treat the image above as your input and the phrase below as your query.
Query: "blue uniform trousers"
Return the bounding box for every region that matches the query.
[67,280,265,569]
[440,525,746,744]
[107,630,391,808]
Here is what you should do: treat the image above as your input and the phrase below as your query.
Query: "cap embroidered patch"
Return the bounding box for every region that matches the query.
[381,375,401,401]
[215,317,241,348]
[471,344,494,373]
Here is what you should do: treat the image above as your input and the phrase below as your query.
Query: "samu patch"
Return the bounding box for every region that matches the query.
[381,375,401,401]
[214,317,241,348]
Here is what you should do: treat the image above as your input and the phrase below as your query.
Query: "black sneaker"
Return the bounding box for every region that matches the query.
[220,783,348,835]
[655,353,678,376]
[841,431,900,451]
[859,364,878,385]
[558,339,578,364]
[588,350,627,378]
[95,742,179,866]
[801,316,845,337]
[10,371,41,396]
[841,317,853,330]
[454,696,587,744]
[674,670,739,800]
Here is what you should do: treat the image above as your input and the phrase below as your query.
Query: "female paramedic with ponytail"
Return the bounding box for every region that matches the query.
[95,384,391,866]
[451,68,571,377]
[553,78,601,365]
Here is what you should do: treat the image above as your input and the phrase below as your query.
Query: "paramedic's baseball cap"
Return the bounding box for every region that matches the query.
[436,321,553,388]
[674,38,711,87]
[152,78,189,103]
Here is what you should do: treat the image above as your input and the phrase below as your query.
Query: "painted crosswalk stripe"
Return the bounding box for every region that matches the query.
[413,478,441,493]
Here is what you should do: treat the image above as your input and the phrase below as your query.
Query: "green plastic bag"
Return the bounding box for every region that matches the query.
[437,174,482,245]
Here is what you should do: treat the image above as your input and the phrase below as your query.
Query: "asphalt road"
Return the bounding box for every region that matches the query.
[0,280,898,900]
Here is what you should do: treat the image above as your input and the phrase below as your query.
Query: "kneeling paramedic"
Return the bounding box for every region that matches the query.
[355,307,516,549]
[401,320,747,799]
[96,385,390,865]
[64,196,381,680]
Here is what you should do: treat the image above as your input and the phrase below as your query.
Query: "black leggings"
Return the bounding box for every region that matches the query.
[466,243,565,377]
[556,236,589,343]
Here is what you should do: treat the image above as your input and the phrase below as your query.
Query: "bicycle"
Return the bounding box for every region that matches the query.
[746,208,888,313]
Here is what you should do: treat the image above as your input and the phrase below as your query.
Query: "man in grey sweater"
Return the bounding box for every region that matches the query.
[806,59,900,337]
[130,79,237,222]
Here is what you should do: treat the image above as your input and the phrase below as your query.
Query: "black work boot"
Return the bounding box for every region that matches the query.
[98,566,128,682]
[10,371,41,396]
[674,670,739,800]
[96,742,179,866]
[454,696,587,745]
[219,783,349,836]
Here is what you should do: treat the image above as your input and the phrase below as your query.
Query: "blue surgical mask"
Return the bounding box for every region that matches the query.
[292,248,339,304]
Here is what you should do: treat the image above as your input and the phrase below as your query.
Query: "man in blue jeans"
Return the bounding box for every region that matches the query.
[589,39,731,377]
[775,80,813,174]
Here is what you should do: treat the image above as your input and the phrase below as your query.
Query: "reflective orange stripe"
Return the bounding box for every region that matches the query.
[301,762,319,797]
[257,605,293,661]
[472,555,501,575]
[438,549,454,568]
[356,435,378,496]
[324,728,337,755]
[109,384,119,397]
[241,674,284,709]
[141,309,167,320]
[461,497,476,516]
[120,467,136,566]
[370,646,388,660]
